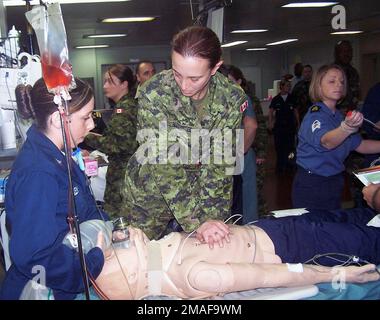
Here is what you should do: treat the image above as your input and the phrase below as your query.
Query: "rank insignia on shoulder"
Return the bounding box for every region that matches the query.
[116,108,123,114]
[312,120,321,132]
[310,105,320,113]
[240,100,248,113]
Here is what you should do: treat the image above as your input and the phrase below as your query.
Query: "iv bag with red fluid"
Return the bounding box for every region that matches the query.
[25,2,75,93]
[41,52,72,90]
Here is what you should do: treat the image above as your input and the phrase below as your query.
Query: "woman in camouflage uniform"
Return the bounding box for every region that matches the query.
[122,26,248,246]
[85,64,138,218]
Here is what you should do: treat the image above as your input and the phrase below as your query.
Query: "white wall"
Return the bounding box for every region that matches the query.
[230,48,284,99]
[0,0,7,38]
[70,45,171,108]
[70,43,282,105]
[228,38,365,101]
[69,35,379,107]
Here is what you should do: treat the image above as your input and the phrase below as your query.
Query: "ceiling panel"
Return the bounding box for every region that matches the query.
[4,0,380,51]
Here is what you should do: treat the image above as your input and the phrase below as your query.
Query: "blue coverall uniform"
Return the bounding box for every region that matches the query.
[255,207,380,266]
[292,102,362,210]
[0,125,108,300]
[269,93,297,172]
[232,97,258,223]
[361,82,380,167]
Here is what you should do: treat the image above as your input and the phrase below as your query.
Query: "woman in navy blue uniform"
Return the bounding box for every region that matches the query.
[0,78,109,300]
[292,64,380,210]
[268,80,299,173]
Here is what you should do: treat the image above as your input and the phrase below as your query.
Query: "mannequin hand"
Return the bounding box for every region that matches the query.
[343,264,380,283]
[362,183,380,208]
[196,220,230,249]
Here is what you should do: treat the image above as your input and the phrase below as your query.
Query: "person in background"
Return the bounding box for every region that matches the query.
[121,26,247,244]
[268,79,299,174]
[363,182,380,212]
[290,62,304,92]
[334,40,360,112]
[134,60,156,98]
[1,78,109,299]
[348,82,380,208]
[227,65,258,223]
[361,82,380,167]
[84,64,139,218]
[292,64,313,123]
[243,79,268,215]
[292,64,380,211]
[282,73,294,82]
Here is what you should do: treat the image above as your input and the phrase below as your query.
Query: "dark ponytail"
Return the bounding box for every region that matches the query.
[15,77,93,131]
[172,26,222,69]
[15,84,35,120]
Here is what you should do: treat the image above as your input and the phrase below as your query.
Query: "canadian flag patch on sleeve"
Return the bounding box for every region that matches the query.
[240,100,248,113]
[116,108,123,114]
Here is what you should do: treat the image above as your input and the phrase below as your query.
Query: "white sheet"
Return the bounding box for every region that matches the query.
[270,208,309,218]
[210,285,319,300]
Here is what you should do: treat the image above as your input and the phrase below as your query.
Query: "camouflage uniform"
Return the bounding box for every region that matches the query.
[121,70,246,239]
[85,95,138,217]
[250,96,268,216]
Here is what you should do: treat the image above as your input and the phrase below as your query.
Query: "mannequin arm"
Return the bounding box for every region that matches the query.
[188,262,379,293]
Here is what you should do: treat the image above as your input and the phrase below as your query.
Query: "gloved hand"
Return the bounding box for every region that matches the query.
[341,110,363,133]
[96,231,112,258]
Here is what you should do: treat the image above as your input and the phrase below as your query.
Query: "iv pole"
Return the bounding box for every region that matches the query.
[58,97,91,300]
[23,0,34,55]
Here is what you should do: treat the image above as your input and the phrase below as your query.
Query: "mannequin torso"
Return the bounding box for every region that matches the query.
[95,225,281,299]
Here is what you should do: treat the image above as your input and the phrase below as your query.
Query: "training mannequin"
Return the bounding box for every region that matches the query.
[94,214,380,300]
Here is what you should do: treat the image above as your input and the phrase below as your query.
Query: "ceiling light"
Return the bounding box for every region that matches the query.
[330,31,364,35]
[246,48,268,51]
[221,41,247,48]
[101,17,156,23]
[75,45,109,49]
[266,39,298,46]
[231,30,268,33]
[3,0,129,6]
[84,34,127,38]
[282,2,338,8]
